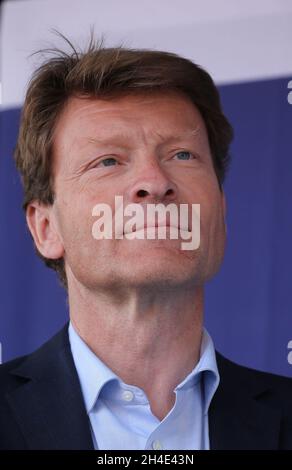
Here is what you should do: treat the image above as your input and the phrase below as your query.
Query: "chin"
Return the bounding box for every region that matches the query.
[114,254,203,288]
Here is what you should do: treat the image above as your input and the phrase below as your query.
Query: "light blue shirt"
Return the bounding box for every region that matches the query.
[69,322,219,450]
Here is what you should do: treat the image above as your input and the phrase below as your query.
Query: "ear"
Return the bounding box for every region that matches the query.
[26,202,64,259]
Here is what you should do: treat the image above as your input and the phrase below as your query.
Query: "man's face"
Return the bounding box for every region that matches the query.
[50,91,226,291]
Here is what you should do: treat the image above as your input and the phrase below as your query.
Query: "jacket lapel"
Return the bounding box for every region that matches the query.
[6,325,94,450]
[209,353,281,450]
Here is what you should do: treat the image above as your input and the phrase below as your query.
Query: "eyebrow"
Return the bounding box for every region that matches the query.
[155,127,201,144]
[86,126,201,147]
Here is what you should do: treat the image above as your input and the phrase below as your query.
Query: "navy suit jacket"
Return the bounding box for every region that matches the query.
[1,323,292,450]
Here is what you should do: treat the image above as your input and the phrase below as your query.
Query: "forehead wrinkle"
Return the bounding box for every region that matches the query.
[152,125,202,145]
[86,125,202,148]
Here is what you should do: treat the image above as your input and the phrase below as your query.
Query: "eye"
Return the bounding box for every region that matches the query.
[173,151,195,161]
[98,157,118,167]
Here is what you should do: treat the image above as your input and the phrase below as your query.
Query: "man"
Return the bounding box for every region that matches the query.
[1,39,292,450]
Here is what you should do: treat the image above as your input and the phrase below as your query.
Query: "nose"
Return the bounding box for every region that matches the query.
[127,159,178,204]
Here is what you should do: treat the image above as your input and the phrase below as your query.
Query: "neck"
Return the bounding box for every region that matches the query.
[69,279,204,421]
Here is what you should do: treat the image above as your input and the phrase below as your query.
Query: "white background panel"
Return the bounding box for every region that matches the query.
[1,0,292,108]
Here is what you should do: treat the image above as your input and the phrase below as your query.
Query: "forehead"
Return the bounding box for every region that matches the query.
[54,91,207,143]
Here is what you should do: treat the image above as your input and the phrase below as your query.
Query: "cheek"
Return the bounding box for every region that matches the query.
[56,186,118,261]
[188,171,221,215]
[55,193,93,253]
[194,180,225,242]
[206,197,226,262]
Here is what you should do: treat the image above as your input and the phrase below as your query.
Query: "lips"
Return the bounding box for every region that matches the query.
[124,221,190,235]
[130,221,171,232]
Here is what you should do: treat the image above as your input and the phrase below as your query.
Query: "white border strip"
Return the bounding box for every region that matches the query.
[1,0,292,109]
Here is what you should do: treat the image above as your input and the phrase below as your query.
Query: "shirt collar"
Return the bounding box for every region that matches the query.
[174,328,220,414]
[69,322,119,413]
[69,322,220,415]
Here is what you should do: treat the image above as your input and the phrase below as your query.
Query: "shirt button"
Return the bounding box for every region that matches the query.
[152,440,163,450]
[122,390,134,402]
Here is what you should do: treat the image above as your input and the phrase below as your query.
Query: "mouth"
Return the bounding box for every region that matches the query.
[123,221,190,235]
